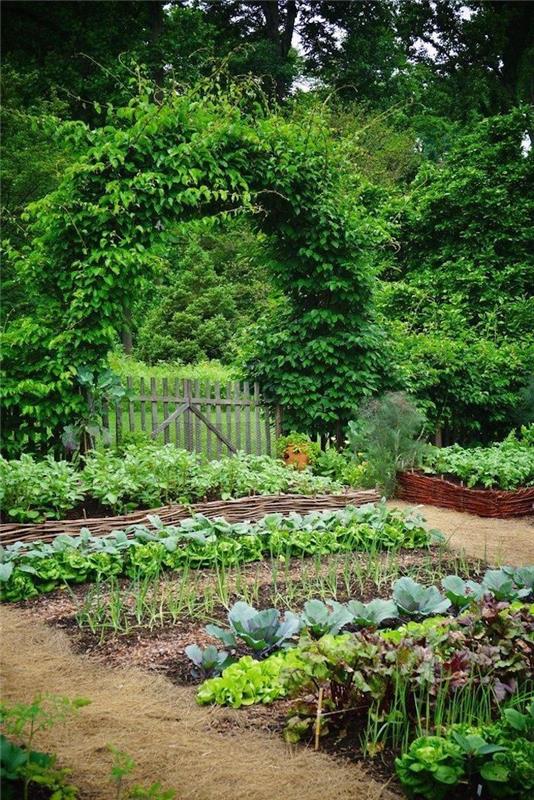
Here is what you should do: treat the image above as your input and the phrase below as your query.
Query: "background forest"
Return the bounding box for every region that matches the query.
[1,0,533,452]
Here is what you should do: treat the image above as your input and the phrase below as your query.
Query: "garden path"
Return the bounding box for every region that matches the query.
[0,605,398,800]
[389,501,534,566]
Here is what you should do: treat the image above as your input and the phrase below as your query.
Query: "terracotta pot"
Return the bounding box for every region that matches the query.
[283,445,309,471]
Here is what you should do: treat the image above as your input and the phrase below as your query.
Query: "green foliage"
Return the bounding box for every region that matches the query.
[135,219,271,364]
[0,454,83,522]
[0,502,435,602]
[1,694,89,800]
[396,698,534,800]
[347,391,427,496]
[387,328,534,443]
[206,601,301,657]
[108,745,175,800]
[108,354,236,384]
[2,75,387,454]
[0,447,341,520]
[423,429,534,490]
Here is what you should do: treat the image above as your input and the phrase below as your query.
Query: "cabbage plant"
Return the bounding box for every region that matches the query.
[346,598,399,628]
[299,599,353,637]
[206,602,301,657]
[393,577,451,616]
[441,575,485,609]
[184,644,232,679]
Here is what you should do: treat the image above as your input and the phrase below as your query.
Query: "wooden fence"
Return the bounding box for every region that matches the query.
[101,378,281,458]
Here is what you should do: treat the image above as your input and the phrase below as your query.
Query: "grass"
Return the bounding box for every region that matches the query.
[108,352,236,383]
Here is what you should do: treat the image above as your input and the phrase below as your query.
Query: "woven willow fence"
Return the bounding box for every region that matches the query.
[0,489,380,545]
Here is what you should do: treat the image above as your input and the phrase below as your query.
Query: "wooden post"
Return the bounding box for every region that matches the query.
[254,382,262,455]
[174,378,180,447]
[234,382,242,452]
[194,379,201,454]
[225,382,232,456]
[127,377,135,433]
[184,379,193,452]
[215,381,222,458]
[244,381,251,454]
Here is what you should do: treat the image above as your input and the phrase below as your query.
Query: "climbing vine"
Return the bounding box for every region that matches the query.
[1,78,388,454]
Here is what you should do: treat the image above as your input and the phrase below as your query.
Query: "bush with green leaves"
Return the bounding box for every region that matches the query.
[423,428,534,490]
[347,391,427,496]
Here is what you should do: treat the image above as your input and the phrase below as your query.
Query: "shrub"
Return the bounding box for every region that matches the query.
[347,391,427,496]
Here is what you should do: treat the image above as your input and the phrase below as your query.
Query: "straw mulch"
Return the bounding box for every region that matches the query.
[0,606,398,800]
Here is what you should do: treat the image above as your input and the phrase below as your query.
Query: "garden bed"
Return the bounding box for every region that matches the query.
[0,488,379,545]
[397,471,534,517]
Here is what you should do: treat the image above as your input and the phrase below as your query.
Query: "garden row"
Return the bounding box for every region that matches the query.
[194,593,534,799]
[2,424,533,526]
[0,502,437,602]
[0,447,346,523]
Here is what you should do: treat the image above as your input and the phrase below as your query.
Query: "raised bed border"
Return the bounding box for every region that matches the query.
[397,471,534,518]
[0,489,380,546]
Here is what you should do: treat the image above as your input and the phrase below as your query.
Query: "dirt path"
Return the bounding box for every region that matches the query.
[389,501,534,565]
[0,606,397,800]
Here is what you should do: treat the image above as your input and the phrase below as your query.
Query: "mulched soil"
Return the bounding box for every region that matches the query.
[16,548,484,687]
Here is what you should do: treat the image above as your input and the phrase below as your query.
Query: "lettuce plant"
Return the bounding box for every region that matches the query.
[393,577,451,616]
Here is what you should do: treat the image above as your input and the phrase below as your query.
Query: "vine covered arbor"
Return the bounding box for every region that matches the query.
[2,80,387,455]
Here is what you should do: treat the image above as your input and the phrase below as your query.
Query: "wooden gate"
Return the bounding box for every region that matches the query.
[102,379,281,458]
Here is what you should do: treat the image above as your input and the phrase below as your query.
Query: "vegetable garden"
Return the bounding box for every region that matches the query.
[2,2,533,798]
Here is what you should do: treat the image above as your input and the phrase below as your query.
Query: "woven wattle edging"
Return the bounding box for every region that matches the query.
[397,472,534,518]
[0,489,380,546]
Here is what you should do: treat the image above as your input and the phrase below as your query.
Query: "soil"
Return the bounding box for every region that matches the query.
[389,501,534,565]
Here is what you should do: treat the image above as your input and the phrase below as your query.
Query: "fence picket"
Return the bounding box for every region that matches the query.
[150,378,158,437]
[244,381,251,453]
[140,378,146,432]
[127,377,135,433]
[215,382,222,458]
[174,378,180,446]
[234,382,242,451]
[225,382,232,455]
[162,378,170,444]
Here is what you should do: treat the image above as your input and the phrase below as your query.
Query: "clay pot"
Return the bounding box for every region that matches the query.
[283,445,309,471]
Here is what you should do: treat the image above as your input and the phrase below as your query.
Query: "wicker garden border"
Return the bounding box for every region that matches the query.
[0,489,380,546]
[397,471,534,518]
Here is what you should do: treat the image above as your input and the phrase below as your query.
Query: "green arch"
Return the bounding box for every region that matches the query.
[2,84,386,453]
